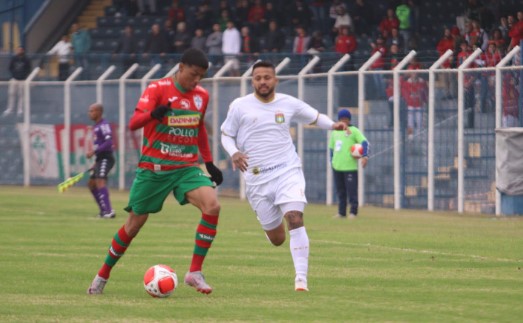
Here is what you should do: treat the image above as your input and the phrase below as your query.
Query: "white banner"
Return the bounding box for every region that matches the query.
[17,123,59,179]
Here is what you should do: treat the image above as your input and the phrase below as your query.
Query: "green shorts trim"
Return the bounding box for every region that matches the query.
[124,166,213,215]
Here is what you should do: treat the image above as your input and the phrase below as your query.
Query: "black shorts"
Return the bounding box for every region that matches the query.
[91,154,115,179]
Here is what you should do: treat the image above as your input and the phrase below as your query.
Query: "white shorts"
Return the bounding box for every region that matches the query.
[246,167,307,231]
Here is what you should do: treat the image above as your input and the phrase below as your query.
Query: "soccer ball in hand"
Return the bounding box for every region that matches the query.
[143,264,178,298]
[351,143,364,159]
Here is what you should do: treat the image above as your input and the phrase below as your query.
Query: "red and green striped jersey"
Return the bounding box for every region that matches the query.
[129,77,212,172]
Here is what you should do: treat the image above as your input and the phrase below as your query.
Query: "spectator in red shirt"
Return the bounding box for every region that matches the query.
[457,41,476,128]
[378,8,399,37]
[476,42,502,113]
[368,36,387,99]
[502,73,519,127]
[489,29,506,54]
[247,0,265,36]
[401,70,427,139]
[436,27,457,99]
[334,26,357,55]
[386,43,402,127]
[167,0,185,25]
[508,11,523,50]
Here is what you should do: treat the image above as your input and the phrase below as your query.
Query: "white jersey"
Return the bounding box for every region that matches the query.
[221,93,319,185]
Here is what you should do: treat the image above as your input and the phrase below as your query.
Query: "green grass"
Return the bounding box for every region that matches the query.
[0,186,522,322]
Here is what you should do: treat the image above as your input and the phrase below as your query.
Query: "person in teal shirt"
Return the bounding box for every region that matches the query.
[329,109,369,219]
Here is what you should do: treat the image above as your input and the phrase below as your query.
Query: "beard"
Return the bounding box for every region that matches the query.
[255,86,274,99]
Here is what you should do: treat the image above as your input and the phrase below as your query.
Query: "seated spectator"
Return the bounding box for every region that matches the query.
[308,30,327,54]
[292,26,311,54]
[263,20,285,53]
[173,21,191,53]
[191,28,207,52]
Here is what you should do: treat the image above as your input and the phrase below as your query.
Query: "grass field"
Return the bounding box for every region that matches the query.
[0,186,522,322]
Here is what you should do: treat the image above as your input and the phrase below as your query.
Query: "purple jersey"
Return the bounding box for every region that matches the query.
[93,119,114,156]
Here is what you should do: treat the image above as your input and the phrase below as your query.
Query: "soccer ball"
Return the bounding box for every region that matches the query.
[143,264,178,298]
[351,143,364,159]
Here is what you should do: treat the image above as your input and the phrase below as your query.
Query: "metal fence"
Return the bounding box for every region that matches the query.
[0,47,521,216]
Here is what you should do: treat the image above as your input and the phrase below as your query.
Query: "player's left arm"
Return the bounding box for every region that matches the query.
[94,124,114,153]
[295,102,346,130]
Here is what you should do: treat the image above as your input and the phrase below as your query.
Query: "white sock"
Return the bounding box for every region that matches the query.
[289,226,309,281]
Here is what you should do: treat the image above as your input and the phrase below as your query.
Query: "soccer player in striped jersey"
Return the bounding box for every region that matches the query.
[86,103,115,218]
[220,61,347,292]
[88,48,223,295]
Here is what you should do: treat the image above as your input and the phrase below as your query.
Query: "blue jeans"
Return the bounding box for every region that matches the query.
[333,170,359,216]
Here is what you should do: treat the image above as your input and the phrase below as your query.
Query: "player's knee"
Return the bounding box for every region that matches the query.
[270,236,285,246]
[203,200,221,215]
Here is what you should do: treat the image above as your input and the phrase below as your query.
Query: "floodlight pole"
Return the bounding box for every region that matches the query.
[96,65,115,103]
[62,67,83,181]
[495,45,520,215]
[457,48,482,213]
[118,63,139,190]
[428,50,453,211]
[22,67,40,186]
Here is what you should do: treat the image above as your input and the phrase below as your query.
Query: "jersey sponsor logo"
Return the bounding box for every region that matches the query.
[275,111,285,124]
[193,95,203,110]
[168,96,178,103]
[251,162,287,175]
[168,127,197,137]
[180,99,191,109]
[159,143,194,158]
[167,114,200,126]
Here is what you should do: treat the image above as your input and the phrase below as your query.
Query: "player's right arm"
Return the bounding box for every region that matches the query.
[129,83,160,131]
[220,101,249,172]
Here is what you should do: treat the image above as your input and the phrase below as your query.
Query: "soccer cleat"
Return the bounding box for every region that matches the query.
[184,271,212,294]
[295,278,309,292]
[349,213,357,219]
[87,274,107,294]
[333,214,346,219]
[99,210,116,219]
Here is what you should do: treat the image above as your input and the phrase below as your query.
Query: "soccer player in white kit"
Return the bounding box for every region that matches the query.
[220,61,347,291]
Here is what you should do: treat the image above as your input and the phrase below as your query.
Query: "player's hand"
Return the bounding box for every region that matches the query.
[151,104,170,121]
[232,152,249,172]
[205,162,223,186]
[86,150,94,158]
[332,121,347,131]
[361,156,368,168]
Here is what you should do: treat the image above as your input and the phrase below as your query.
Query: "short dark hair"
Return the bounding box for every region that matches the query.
[252,60,275,73]
[180,48,209,69]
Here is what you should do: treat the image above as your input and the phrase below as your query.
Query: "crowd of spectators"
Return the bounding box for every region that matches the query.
[44,0,522,80]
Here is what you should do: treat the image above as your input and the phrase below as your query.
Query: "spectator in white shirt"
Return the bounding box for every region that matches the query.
[47,35,73,81]
[222,20,241,76]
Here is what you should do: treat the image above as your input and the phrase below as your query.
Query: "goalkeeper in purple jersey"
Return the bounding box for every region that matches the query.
[87,103,116,219]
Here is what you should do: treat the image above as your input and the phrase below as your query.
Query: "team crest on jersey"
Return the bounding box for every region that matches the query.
[193,95,203,110]
[180,99,191,109]
[275,111,285,124]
